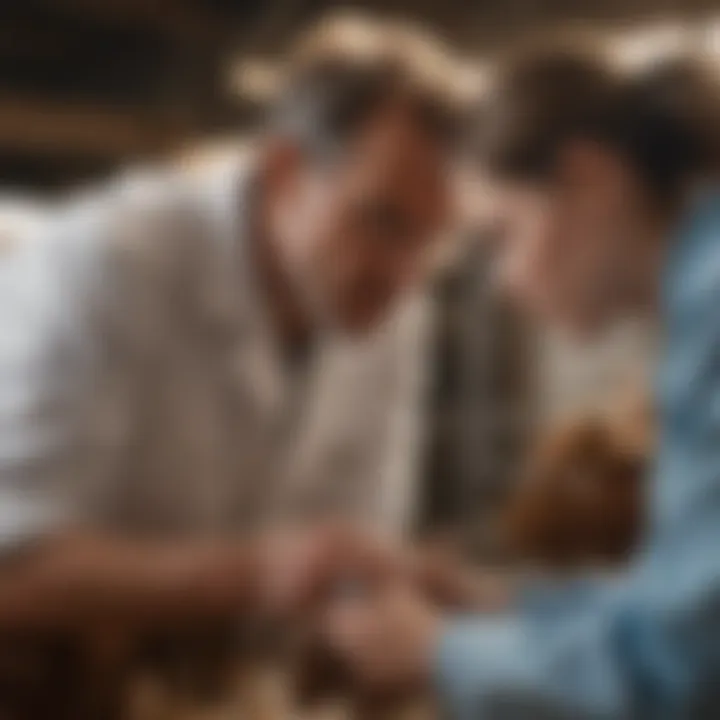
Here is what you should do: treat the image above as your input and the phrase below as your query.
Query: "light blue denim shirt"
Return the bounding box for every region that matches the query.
[436,190,720,719]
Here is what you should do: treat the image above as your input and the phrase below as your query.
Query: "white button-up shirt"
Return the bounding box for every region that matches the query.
[0,154,432,547]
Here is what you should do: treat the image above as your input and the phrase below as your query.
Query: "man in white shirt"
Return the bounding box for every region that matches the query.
[0,21,455,632]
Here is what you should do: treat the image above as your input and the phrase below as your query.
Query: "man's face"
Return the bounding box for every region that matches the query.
[270,106,450,335]
[481,142,655,336]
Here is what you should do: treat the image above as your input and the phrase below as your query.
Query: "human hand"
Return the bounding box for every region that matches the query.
[256,522,513,622]
[321,580,441,692]
[413,543,513,612]
[254,522,406,616]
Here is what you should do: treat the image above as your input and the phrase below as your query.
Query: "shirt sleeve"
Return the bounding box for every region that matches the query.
[0,196,134,552]
[435,608,632,720]
[436,502,720,719]
[518,573,621,618]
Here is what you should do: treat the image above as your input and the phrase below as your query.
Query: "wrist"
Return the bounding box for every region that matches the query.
[415,608,444,687]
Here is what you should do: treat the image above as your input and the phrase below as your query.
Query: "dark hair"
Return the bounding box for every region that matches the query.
[471,43,720,199]
[268,16,460,157]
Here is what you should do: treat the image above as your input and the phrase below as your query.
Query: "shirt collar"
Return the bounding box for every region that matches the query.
[197,148,291,415]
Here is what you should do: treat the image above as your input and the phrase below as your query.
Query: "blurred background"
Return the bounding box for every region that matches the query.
[4,0,720,191]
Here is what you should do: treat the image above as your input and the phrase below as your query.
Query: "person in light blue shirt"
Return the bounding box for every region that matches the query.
[322,47,720,718]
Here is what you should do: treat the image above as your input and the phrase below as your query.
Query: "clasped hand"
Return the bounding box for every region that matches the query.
[255,524,509,693]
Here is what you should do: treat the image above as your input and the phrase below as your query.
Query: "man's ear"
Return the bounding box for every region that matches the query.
[556,138,627,189]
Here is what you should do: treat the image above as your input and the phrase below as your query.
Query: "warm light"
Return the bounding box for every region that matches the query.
[614,22,691,70]
[455,61,492,101]
[228,58,282,103]
[703,17,720,57]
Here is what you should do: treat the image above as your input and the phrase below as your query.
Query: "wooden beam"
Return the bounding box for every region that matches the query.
[53,0,226,43]
[0,97,197,160]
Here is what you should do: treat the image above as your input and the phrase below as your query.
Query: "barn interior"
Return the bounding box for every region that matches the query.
[0,1,713,718]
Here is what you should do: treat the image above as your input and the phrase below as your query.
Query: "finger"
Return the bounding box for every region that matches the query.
[322,597,369,649]
[258,527,338,613]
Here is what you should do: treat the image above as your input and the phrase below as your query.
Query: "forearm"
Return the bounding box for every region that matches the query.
[417,552,617,615]
[0,531,261,631]
[411,546,516,612]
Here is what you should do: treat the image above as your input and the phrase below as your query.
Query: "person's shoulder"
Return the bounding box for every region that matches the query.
[62,163,201,251]
[0,195,49,247]
[50,159,239,290]
[667,190,720,322]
